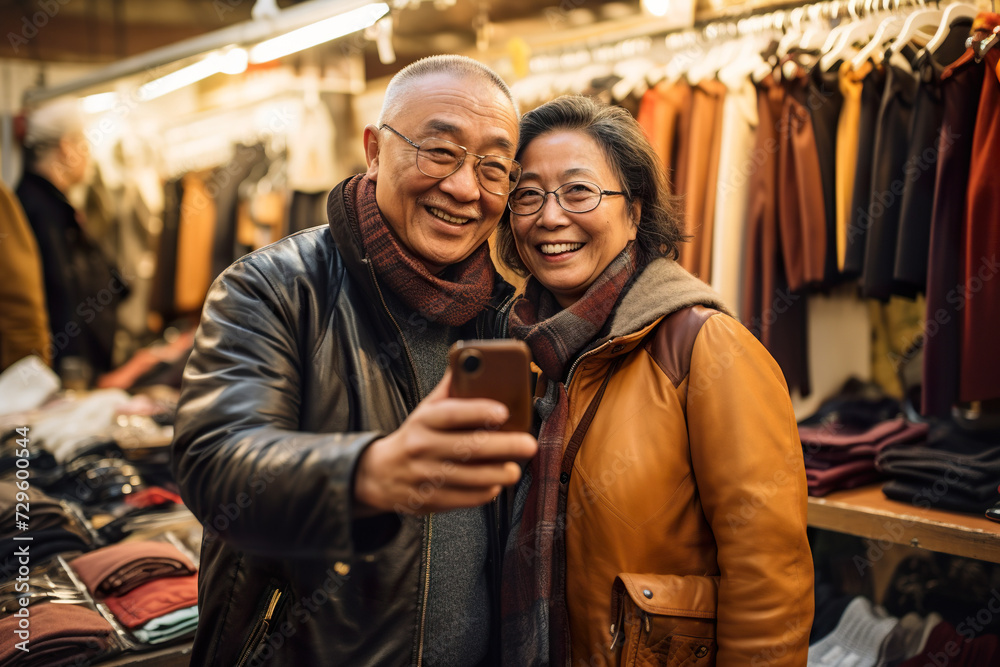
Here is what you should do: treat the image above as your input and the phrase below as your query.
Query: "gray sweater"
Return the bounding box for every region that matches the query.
[385,291,491,667]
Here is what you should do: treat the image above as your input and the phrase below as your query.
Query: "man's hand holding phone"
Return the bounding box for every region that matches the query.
[354,341,536,516]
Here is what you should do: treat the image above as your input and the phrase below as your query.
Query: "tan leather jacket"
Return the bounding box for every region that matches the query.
[553,260,813,666]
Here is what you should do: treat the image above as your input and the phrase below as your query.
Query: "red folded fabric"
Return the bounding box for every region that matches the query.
[799,418,907,447]
[104,573,199,629]
[0,602,114,666]
[807,459,884,497]
[124,486,183,508]
[70,541,196,597]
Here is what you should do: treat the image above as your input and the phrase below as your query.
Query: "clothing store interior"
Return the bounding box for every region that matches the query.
[1,0,999,663]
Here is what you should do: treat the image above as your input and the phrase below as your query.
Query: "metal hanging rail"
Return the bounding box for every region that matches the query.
[21,0,373,106]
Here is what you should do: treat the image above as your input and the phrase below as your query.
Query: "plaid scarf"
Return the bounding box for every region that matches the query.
[345,174,494,326]
[502,241,639,666]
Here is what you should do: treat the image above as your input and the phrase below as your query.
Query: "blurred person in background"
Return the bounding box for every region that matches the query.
[16,97,126,386]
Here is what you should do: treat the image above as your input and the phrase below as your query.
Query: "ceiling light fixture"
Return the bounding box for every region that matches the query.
[249,2,391,63]
[79,92,119,114]
[642,0,671,17]
[136,48,249,102]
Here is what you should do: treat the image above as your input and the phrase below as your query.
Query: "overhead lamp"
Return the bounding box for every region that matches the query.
[79,92,119,114]
[248,2,391,63]
[642,0,671,17]
[137,48,248,102]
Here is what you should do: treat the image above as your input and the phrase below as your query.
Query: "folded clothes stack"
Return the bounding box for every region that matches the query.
[798,418,929,497]
[875,422,1000,514]
[808,596,900,666]
[70,540,199,644]
[808,595,1000,667]
[0,602,115,666]
[133,605,200,644]
[0,481,91,581]
[896,620,999,667]
[27,389,133,463]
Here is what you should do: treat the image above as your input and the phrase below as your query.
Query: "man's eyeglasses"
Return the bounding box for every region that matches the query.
[379,124,522,196]
[508,181,627,216]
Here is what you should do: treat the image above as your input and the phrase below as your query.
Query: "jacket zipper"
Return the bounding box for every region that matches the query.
[416,514,433,666]
[365,261,508,665]
[488,292,517,339]
[564,340,614,389]
[366,259,435,664]
[365,260,423,401]
[236,587,283,667]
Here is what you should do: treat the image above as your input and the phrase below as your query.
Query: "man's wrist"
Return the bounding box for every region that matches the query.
[352,437,388,517]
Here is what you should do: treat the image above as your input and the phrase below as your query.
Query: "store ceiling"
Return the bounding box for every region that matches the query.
[0,0,650,76]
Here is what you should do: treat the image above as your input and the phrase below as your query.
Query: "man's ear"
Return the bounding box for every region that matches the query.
[363,124,380,180]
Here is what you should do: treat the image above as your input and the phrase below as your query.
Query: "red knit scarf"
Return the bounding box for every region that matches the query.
[502,241,640,665]
[345,174,494,326]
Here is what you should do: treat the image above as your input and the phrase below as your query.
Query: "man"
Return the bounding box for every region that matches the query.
[16,98,123,384]
[172,55,536,666]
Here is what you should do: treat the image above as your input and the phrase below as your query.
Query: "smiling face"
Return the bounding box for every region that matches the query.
[510,130,639,308]
[364,72,519,274]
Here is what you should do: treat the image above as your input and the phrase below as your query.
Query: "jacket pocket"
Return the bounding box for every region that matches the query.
[609,573,718,667]
[236,582,288,667]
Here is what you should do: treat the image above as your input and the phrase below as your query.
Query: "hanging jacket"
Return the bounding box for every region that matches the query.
[552,259,814,665]
[171,176,514,666]
[0,180,50,370]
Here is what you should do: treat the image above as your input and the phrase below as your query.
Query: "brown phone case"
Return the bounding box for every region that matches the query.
[448,340,532,432]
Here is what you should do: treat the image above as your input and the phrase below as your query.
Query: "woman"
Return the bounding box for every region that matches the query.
[497,96,813,666]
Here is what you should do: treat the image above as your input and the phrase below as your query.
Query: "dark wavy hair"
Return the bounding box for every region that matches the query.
[495,95,686,276]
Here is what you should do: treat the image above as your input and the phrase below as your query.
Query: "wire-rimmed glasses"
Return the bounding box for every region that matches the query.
[379,124,521,196]
[507,181,627,216]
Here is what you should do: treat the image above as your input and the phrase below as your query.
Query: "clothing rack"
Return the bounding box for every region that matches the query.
[518,0,975,77]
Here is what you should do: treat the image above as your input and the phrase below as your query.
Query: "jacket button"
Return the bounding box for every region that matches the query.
[559,472,570,484]
[642,589,653,599]
[334,561,351,576]
[695,646,709,658]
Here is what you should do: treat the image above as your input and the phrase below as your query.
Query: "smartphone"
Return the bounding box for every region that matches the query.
[448,340,532,432]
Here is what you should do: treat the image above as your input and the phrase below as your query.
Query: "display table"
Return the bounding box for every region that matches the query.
[807,485,1000,563]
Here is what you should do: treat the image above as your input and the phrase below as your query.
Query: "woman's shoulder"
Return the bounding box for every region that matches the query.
[642,306,727,386]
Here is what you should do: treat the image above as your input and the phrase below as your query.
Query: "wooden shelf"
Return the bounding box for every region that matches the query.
[807,485,1000,564]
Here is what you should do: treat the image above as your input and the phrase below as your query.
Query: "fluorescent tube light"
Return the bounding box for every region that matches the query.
[249,2,390,63]
[137,48,247,101]
[80,92,119,113]
[642,0,671,17]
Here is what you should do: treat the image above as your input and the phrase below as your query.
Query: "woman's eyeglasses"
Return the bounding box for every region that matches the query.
[508,181,626,216]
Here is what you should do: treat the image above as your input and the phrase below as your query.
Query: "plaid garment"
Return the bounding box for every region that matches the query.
[345,174,494,326]
[503,242,640,666]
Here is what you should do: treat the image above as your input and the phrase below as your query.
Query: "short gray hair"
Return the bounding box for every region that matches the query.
[378,54,518,125]
[21,97,84,166]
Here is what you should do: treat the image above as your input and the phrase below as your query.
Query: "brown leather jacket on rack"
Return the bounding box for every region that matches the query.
[0,181,50,371]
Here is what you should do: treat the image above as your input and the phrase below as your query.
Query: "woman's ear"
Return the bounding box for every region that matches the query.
[363,124,380,180]
[628,200,641,240]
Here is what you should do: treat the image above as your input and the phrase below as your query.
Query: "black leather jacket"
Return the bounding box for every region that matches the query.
[172,177,514,666]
